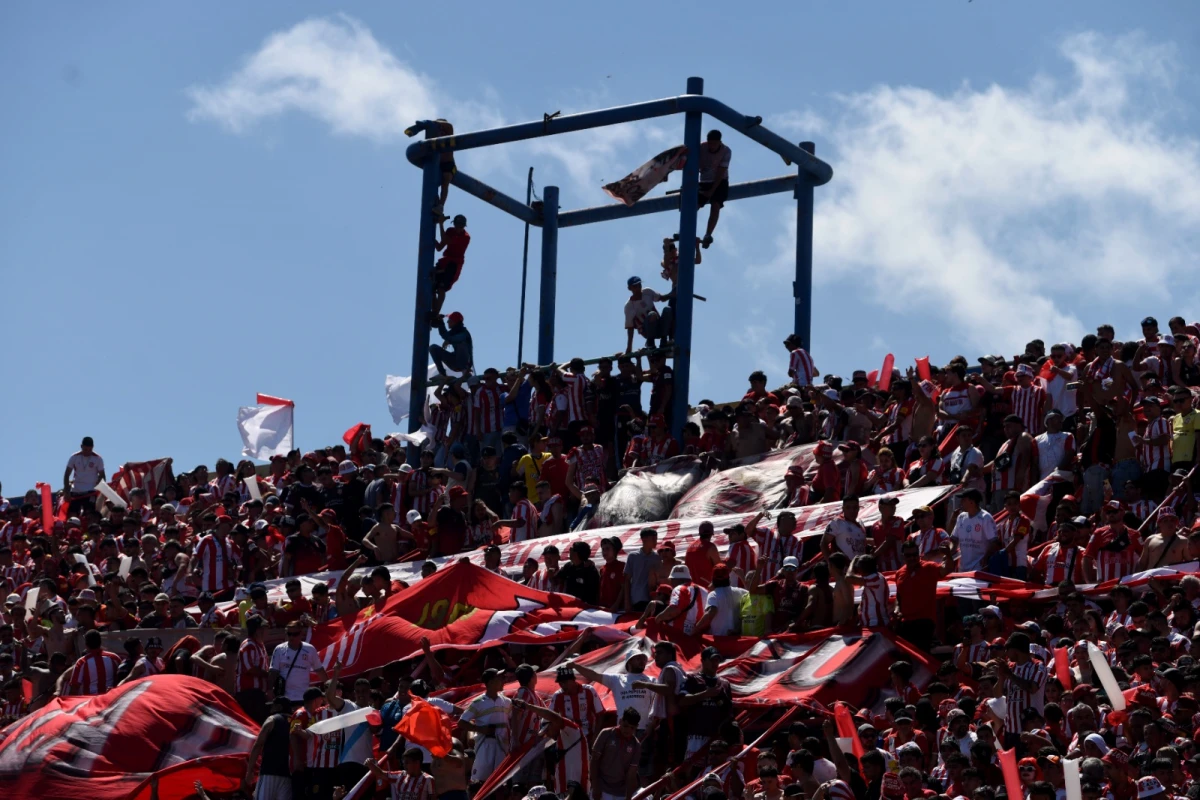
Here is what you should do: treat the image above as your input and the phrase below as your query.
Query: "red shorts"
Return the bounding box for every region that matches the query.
[434,257,462,291]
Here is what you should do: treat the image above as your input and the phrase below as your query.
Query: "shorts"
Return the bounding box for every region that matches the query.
[440,158,457,175]
[434,259,462,291]
[698,179,729,209]
[471,736,507,783]
[256,774,293,800]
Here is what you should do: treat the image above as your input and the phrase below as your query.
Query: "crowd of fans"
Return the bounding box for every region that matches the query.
[1,307,1199,800]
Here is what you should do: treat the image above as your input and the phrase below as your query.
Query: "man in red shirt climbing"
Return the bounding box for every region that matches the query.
[431,214,470,320]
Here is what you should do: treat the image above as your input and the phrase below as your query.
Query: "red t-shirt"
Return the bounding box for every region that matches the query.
[895,560,940,620]
[541,456,570,498]
[324,524,348,571]
[811,461,841,501]
[599,561,625,608]
[440,228,470,263]
[684,539,717,587]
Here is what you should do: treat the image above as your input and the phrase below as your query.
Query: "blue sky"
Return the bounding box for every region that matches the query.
[3,2,1199,493]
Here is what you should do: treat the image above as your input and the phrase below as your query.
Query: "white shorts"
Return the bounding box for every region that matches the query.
[255,774,293,800]
[471,736,508,783]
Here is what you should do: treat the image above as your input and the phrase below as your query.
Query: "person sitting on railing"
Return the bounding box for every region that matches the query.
[624,276,674,355]
[429,311,473,377]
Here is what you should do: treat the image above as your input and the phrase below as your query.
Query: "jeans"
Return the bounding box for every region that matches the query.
[1081,464,1110,516]
[429,344,469,374]
[640,306,674,348]
[1111,459,1142,501]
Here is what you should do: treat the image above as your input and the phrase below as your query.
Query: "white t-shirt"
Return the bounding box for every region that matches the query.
[269,641,322,701]
[599,673,658,728]
[1035,432,1073,480]
[336,699,375,764]
[624,289,662,331]
[460,693,512,750]
[704,586,748,636]
[66,451,105,493]
[402,697,457,762]
[698,143,732,183]
[825,518,867,558]
[952,511,998,571]
[1043,365,1078,417]
[949,446,985,492]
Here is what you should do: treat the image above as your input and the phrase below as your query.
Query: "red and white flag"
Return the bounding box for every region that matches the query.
[237,394,295,461]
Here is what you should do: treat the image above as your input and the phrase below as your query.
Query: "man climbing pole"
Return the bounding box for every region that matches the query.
[698,129,731,249]
[624,276,673,355]
[404,117,456,218]
[431,214,469,319]
[430,311,474,377]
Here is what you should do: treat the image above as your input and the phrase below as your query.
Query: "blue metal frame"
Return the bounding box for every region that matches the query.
[405,79,832,441]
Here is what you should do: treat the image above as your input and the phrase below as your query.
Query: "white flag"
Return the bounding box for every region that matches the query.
[238,395,295,461]
[386,365,448,424]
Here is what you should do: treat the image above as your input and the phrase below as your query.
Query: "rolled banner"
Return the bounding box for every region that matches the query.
[834,703,865,760]
[1087,641,1125,710]
[74,553,96,587]
[306,706,373,735]
[244,476,263,502]
[119,555,132,579]
[1055,646,1072,689]
[36,483,54,535]
[878,354,895,392]
[1064,758,1082,800]
[95,480,128,509]
[915,356,932,382]
[999,747,1024,800]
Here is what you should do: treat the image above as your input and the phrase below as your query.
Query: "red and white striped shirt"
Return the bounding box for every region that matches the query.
[906,457,945,485]
[1139,416,1172,472]
[568,445,608,489]
[193,533,240,593]
[378,771,435,800]
[292,705,342,769]
[560,372,588,423]
[511,498,540,543]
[884,399,915,446]
[66,650,123,696]
[1033,543,1084,584]
[644,435,680,465]
[992,439,1021,493]
[1008,385,1049,436]
[869,467,906,494]
[1085,526,1142,583]
[996,513,1033,569]
[909,527,950,556]
[667,582,708,634]
[953,640,990,671]
[550,683,603,738]
[211,474,237,499]
[1128,499,1157,523]
[789,348,817,387]
[472,384,504,435]
[512,685,547,745]
[786,485,811,508]
[0,521,29,550]
[1,564,29,593]
[1003,659,1047,736]
[758,534,803,583]
[858,573,890,627]
[726,540,757,577]
[236,638,269,692]
[526,568,558,593]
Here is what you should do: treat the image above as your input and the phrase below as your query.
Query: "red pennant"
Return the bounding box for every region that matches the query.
[878,354,895,392]
[915,356,932,382]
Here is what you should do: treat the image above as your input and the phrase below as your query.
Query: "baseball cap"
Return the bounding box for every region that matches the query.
[782,556,800,570]
[700,646,722,662]
[627,276,642,288]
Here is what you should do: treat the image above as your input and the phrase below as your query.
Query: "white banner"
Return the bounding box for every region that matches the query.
[237,403,294,461]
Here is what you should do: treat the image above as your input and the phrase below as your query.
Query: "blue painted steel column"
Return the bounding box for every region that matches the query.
[538,185,560,365]
[794,141,815,352]
[671,77,703,442]
[407,158,441,449]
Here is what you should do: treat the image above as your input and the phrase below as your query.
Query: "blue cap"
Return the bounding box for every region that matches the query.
[627,276,641,288]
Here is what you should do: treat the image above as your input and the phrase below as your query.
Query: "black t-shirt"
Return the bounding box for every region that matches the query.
[682,672,732,731]
[473,468,504,516]
[650,366,673,416]
[593,374,620,436]
[555,560,601,604]
[617,376,643,415]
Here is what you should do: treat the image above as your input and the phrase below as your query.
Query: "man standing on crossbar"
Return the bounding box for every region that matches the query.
[698,129,731,249]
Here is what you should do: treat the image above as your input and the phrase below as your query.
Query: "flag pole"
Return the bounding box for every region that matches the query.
[517,167,533,365]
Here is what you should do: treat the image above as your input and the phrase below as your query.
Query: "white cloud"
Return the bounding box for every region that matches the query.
[186,16,676,197]
[751,31,1200,355]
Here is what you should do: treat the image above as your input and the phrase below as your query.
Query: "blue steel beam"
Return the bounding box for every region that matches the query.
[451,170,540,225]
[558,174,799,228]
[405,96,832,187]
[794,142,816,352]
[407,158,441,450]
[537,186,560,365]
[670,77,703,443]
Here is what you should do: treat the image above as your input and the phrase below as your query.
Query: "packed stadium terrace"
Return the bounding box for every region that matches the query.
[1,311,1199,800]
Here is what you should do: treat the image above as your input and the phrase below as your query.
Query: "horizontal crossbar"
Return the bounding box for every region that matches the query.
[558,174,800,228]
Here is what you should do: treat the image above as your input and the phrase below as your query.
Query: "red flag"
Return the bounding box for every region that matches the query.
[394,696,455,758]
[34,483,54,536]
[938,424,960,457]
[834,703,864,760]
[878,354,895,392]
[256,393,295,407]
[915,356,932,382]
[866,370,878,388]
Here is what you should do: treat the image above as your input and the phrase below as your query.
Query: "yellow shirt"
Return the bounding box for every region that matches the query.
[1173,410,1199,465]
[514,452,549,501]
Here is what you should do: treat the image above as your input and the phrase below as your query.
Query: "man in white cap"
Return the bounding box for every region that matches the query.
[655,565,707,635]
[565,634,658,763]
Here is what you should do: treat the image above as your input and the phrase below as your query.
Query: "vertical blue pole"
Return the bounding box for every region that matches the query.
[670,76,703,442]
[794,141,815,352]
[407,158,441,453]
[537,185,559,365]
[517,167,533,366]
